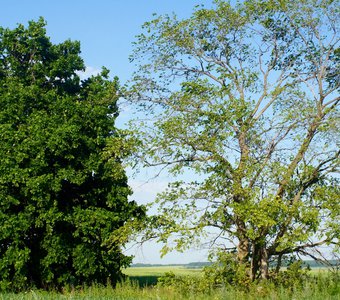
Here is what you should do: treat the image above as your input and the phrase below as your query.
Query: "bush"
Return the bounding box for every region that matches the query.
[272,260,310,288]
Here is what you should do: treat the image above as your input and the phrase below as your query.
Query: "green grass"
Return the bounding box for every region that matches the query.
[0,267,339,300]
[0,282,339,300]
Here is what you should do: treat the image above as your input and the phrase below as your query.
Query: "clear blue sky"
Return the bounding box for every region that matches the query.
[2,0,213,83]
[1,0,216,264]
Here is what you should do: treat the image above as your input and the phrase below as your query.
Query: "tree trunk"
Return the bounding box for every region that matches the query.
[237,237,249,262]
[275,253,283,274]
[236,218,249,263]
[260,247,269,279]
[250,242,270,281]
[250,243,260,281]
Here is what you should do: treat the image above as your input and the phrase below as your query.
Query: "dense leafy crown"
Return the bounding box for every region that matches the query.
[0,18,144,290]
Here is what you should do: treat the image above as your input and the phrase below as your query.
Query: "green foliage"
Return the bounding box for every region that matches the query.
[156,266,339,299]
[272,260,311,288]
[127,0,340,280]
[203,252,251,288]
[0,18,145,291]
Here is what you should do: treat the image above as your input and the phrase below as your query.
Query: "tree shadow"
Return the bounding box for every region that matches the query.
[128,276,159,287]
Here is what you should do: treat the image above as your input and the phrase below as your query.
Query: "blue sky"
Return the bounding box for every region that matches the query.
[1,0,217,264]
[2,0,213,83]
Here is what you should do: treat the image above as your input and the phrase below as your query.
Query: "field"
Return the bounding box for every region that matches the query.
[123,266,202,277]
[122,266,202,286]
[0,266,339,300]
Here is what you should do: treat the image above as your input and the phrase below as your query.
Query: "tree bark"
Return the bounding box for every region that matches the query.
[234,129,250,264]
[250,243,260,281]
[236,217,249,263]
[237,237,249,262]
[260,247,269,279]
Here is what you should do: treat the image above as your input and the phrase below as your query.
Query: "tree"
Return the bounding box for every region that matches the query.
[127,0,339,280]
[0,18,144,290]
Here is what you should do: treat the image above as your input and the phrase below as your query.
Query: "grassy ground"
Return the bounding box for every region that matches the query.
[0,267,339,299]
[122,266,202,286]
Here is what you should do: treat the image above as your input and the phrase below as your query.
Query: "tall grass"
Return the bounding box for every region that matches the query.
[0,270,339,299]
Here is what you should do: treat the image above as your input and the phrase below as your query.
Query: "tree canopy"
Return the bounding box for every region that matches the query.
[0,18,144,290]
[127,0,339,280]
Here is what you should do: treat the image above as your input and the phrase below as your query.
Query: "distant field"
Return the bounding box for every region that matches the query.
[122,265,202,287]
[122,265,202,277]
[123,265,332,277]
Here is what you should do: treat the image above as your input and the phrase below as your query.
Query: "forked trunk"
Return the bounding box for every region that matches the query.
[250,242,270,280]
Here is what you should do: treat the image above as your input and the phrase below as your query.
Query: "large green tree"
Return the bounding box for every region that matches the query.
[0,18,144,290]
[127,0,339,280]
